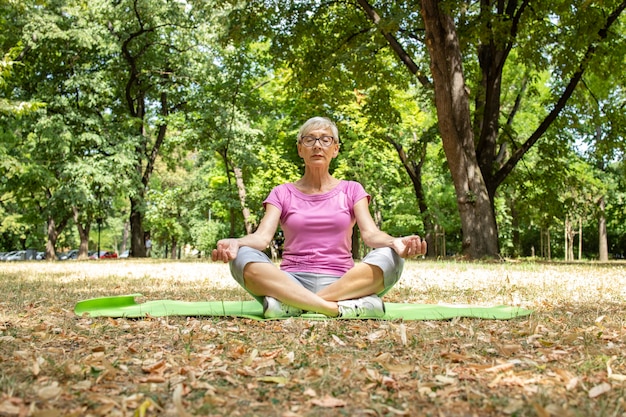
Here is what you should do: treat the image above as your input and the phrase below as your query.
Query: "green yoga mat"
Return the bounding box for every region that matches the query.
[74,294,532,320]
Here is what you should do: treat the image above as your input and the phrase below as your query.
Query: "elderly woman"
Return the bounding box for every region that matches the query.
[212,117,427,318]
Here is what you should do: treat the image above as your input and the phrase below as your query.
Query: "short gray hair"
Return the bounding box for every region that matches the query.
[297,117,339,143]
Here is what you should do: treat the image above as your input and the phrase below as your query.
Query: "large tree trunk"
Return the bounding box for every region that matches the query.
[420,0,499,258]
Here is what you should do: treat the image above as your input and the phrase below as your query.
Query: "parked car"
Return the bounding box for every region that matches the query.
[2,251,21,261]
[89,251,118,259]
[59,250,79,260]
[5,250,26,261]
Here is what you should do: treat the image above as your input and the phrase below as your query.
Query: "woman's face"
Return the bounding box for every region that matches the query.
[297,126,339,168]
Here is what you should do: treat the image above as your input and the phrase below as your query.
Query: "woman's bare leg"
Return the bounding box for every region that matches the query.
[243,262,339,316]
[316,263,385,302]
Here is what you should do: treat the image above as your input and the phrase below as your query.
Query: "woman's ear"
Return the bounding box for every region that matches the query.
[297,143,304,158]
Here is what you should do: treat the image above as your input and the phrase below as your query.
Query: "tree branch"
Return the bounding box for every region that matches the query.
[355,0,432,88]
[493,0,626,188]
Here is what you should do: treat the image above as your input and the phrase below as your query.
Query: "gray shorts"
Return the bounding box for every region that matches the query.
[229,246,404,303]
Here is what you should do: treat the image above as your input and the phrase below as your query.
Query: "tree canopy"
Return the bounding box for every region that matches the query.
[1,0,625,260]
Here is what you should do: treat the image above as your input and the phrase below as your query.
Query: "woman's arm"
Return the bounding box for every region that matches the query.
[212,203,281,262]
[354,198,395,247]
[354,198,427,258]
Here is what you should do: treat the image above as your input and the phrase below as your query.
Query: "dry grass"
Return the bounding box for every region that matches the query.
[1,259,626,416]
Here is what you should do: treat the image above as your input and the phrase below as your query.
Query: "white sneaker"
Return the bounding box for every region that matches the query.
[262,296,303,319]
[338,295,385,318]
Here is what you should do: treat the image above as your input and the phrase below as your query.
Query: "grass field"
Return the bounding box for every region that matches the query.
[1,259,625,416]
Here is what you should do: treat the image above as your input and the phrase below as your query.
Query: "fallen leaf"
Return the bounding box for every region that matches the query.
[544,404,570,416]
[310,395,346,408]
[384,404,410,415]
[588,382,611,398]
[134,399,153,417]
[375,352,392,363]
[172,384,193,417]
[380,362,413,374]
[71,380,92,391]
[606,356,626,382]
[397,323,407,346]
[0,398,22,415]
[142,359,166,375]
[331,334,346,346]
[243,348,258,366]
[435,375,457,385]
[497,343,522,356]
[138,375,166,383]
[236,367,257,377]
[367,330,386,341]
[32,357,41,376]
[441,352,470,362]
[381,375,398,389]
[566,377,579,391]
[261,348,284,359]
[484,362,514,373]
[257,376,289,385]
[37,382,62,400]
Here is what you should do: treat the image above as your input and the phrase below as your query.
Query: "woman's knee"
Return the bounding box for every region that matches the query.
[229,246,272,286]
[362,247,405,294]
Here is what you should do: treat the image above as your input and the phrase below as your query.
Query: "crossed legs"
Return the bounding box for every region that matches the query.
[230,247,403,316]
[242,261,340,316]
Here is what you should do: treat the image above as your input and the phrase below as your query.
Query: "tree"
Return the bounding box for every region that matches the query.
[416,0,626,257]
[188,37,279,238]
[560,58,626,260]
[2,0,140,259]
[226,3,443,254]
[1,1,49,253]
[230,0,626,258]
[96,0,220,257]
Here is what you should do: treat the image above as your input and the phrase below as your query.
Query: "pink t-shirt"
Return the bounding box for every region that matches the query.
[263,180,370,275]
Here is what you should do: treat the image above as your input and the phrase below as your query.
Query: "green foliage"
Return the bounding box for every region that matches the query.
[189,219,228,255]
[1,0,625,259]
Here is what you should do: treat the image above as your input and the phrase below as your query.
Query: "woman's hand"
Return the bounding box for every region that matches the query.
[392,235,427,258]
[211,238,240,262]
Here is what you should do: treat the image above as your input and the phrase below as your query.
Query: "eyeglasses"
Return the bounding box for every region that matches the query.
[299,135,336,147]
